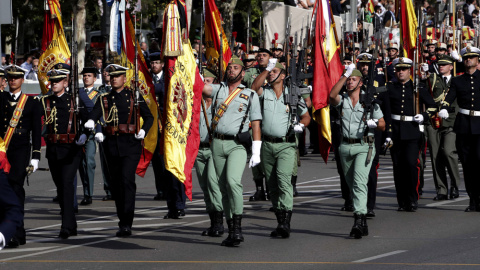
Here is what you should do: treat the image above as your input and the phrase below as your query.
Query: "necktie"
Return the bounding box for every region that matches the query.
[444,77,447,85]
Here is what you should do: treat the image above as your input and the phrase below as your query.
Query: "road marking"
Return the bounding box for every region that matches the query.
[0,246,58,254]
[425,196,470,207]
[353,250,407,262]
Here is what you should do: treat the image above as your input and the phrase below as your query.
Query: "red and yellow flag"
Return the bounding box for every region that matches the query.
[400,0,417,60]
[161,0,204,201]
[367,0,375,13]
[38,0,71,94]
[205,0,232,75]
[463,26,475,40]
[0,137,10,173]
[311,0,343,163]
[117,11,159,177]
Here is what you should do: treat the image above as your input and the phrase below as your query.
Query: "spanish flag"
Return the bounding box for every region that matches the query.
[367,0,375,14]
[463,26,474,40]
[204,0,232,76]
[311,0,343,163]
[110,0,159,177]
[38,0,71,94]
[162,0,204,200]
[400,0,417,60]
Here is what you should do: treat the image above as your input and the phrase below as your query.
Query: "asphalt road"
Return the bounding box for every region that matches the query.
[1,147,479,270]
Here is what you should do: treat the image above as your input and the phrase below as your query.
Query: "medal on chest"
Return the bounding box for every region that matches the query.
[286,104,290,113]
[238,103,244,112]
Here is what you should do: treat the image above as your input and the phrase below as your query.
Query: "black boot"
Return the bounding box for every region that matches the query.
[221,219,234,246]
[232,214,244,245]
[202,212,214,236]
[249,179,266,201]
[361,214,368,236]
[291,176,299,197]
[210,211,224,237]
[350,214,367,239]
[270,211,286,237]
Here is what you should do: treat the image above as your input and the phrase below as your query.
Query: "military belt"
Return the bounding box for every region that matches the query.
[104,124,136,135]
[391,114,414,121]
[263,135,295,143]
[214,133,236,140]
[199,142,211,148]
[342,137,365,144]
[46,134,76,144]
[459,108,480,116]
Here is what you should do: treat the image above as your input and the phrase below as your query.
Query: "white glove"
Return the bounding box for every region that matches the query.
[266,58,277,71]
[30,159,39,173]
[414,114,424,123]
[76,134,87,145]
[84,119,95,130]
[367,119,378,128]
[451,50,460,61]
[439,109,449,119]
[343,63,356,78]
[294,123,305,133]
[249,141,262,168]
[421,63,429,72]
[135,129,146,140]
[384,137,392,148]
[95,132,104,143]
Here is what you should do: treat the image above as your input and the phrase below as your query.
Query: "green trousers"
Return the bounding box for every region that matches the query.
[211,139,247,219]
[79,136,96,197]
[262,141,296,211]
[194,146,223,213]
[425,125,461,195]
[339,142,375,215]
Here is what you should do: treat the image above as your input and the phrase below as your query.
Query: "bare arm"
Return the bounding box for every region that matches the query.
[251,70,269,96]
[203,84,213,98]
[251,120,261,141]
[299,111,311,127]
[329,75,347,106]
[376,117,385,131]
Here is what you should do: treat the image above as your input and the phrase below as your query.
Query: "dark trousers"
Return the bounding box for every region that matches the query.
[105,152,141,228]
[151,143,166,196]
[99,143,112,196]
[456,134,480,205]
[391,139,421,207]
[48,150,82,231]
[6,145,30,240]
[0,169,22,242]
[165,169,186,211]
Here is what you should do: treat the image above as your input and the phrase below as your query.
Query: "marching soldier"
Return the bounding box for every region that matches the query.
[196,69,224,237]
[202,55,262,247]
[0,163,22,250]
[78,67,105,206]
[386,42,399,82]
[272,44,284,59]
[149,52,167,201]
[84,64,154,236]
[1,65,42,247]
[387,57,436,212]
[243,54,257,69]
[97,64,113,201]
[424,55,461,201]
[440,46,480,211]
[357,53,392,217]
[243,48,272,201]
[251,59,311,238]
[41,68,89,239]
[329,65,385,238]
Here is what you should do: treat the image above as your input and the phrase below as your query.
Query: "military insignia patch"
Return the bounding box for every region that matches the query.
[240,93,249,100]
[399,58,404,63]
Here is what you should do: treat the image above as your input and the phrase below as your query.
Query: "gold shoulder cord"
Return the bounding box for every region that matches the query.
[42,97,58,133]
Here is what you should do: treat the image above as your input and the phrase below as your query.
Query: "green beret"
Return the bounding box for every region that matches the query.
[274,62,285,71]
[203,68,217,78]
[350,69,363,77]
[229,55,244,67]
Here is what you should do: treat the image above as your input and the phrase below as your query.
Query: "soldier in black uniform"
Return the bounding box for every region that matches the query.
[357,53,392,217]
[41,68,89,239]
[387,58,436,212]
[440,46,480,212]
[85,64,154,236]
[1,65,42,247]
[385,42,399,82]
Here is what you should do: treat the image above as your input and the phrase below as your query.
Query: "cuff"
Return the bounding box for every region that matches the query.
[0,232,5,250]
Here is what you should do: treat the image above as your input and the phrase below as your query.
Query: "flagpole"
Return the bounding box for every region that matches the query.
[199,0,205,73]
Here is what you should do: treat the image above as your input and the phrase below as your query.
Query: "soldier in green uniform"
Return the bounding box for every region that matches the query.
[251,59,311,238]
[242,48,272,201]
[329,65,385,239]
[203,56,262,247]
[195,69,224,237]
[424,55,461,200]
